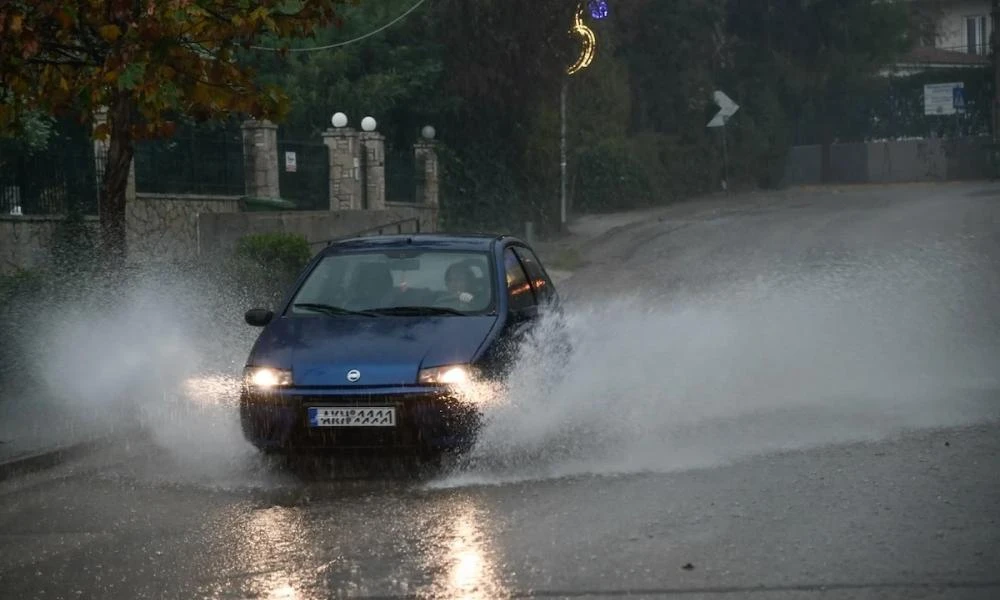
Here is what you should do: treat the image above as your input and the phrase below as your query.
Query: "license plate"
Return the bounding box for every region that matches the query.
[307,406,396,427]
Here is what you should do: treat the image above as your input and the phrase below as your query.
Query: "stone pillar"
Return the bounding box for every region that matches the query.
[359,131,386,210]
[240,119,280,199]
[322,127,362,210]
[414,141,439,207]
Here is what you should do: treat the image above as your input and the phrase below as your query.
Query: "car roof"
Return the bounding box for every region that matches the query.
[320,232,529,253]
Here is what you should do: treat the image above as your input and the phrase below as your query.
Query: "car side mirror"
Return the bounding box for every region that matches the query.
[245,308,273,327]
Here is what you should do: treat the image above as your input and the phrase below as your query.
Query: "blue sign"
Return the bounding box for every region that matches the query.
[953,86,966,113]
[589,0,609,20]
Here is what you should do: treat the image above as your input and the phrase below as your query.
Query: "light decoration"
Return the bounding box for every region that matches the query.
[566,4,597,75]
[589,0,609,20]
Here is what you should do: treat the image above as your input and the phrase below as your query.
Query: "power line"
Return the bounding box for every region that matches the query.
[250,0,428,53]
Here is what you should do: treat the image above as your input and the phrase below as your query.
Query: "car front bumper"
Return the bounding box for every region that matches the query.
[239,386,482,454]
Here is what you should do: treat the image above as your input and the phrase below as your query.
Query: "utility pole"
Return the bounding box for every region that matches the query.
[560,79,568,231]
[721,122,729,192]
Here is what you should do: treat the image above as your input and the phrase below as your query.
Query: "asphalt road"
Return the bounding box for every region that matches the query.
[2,182,999,599]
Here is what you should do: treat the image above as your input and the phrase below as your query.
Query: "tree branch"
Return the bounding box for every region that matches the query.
[25,56,91,67]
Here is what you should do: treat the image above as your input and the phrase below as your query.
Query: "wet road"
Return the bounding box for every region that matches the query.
[1,425,998,599]
[3,182,1000,599]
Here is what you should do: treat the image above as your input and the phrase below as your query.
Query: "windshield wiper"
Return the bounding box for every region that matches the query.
[364,306,466,316]
[293,303,379,317]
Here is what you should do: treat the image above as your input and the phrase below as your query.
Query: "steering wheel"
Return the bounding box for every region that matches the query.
[435,290,475,307]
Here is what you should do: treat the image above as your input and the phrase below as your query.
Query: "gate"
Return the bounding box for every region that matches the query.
[277,137,330,210]
[386,144,416,203]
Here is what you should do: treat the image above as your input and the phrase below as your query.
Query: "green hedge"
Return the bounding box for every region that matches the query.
[232,232,314,307]
[572,138,654,214]
[234,232,312,274]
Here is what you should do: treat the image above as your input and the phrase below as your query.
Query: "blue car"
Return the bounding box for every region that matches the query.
[239,233,564,457]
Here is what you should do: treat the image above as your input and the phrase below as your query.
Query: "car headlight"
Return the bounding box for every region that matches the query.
[418,365,471,386]
[243,366,293,389]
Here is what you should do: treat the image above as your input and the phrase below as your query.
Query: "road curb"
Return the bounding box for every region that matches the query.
[0,439,108,483]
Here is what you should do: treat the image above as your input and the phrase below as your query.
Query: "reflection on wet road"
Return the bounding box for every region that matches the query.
[208,484,508,599]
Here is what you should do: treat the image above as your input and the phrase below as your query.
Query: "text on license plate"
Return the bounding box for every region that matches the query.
[308,406,396,427]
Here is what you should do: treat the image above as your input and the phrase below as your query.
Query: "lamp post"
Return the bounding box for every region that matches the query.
[561,81,568,229]
[560,1,605,231]
[992,0,999,146]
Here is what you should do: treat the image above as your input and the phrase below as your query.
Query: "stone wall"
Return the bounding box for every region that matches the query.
[783,136,993,186]
[0,194,240,274]
[0,216,99,275]
[127,193,241,264]
[198,205,439,258]
[1,200,438,274]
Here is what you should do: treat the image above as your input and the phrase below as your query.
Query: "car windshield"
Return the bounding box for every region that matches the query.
[287,249,495,316]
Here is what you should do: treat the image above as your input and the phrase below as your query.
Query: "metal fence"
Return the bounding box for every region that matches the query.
[792,68,992,146]
[134,128,245,196]
[0,132,100,216]
[1,119,427,216]
[276,137,329,210]
[387,145,416,204]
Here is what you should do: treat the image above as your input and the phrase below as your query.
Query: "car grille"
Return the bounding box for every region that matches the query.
[247,390,472,450]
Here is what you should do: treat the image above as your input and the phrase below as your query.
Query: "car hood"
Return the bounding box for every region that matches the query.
[249,315,499,387]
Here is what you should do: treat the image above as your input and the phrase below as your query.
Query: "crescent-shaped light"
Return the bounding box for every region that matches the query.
[566,5,596,76]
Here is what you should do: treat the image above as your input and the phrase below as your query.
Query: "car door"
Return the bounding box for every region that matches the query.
[504,245,538,325]
[512,244,571,366]
[489,246,539,370]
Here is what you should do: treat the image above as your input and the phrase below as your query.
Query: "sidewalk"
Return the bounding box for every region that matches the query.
[0,395,110,480]
[532,194,741,277]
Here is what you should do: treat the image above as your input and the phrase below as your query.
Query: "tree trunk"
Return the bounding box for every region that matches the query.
[98,94,135,270]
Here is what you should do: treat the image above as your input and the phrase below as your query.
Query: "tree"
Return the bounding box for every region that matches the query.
[0,0,343,265]
[248,0,447,141]
[249,0,576,230]
[724,0,912,181]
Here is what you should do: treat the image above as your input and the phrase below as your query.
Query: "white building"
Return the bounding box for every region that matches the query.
[893,0,992,73]
[931,0,992,54]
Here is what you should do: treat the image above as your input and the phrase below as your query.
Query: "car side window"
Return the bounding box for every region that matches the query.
[504,248,535,311]
[513,246,556,306]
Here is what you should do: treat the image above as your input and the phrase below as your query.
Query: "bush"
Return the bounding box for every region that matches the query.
[232,232,314,307]
[234,232,312,273]
[645,133,716,199]
[438,142,522,233]
[572,137,655,214]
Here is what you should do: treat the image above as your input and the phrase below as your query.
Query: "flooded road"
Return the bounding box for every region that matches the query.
[2,183,999,598]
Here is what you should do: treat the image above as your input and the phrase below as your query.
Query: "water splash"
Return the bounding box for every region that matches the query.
[434,242,1000,488]
[7,264,272,487]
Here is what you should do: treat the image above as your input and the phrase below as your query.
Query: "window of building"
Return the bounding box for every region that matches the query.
[967,15,989,55]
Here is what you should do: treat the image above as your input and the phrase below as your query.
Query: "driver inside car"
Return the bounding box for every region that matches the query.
[440,262,478,308]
